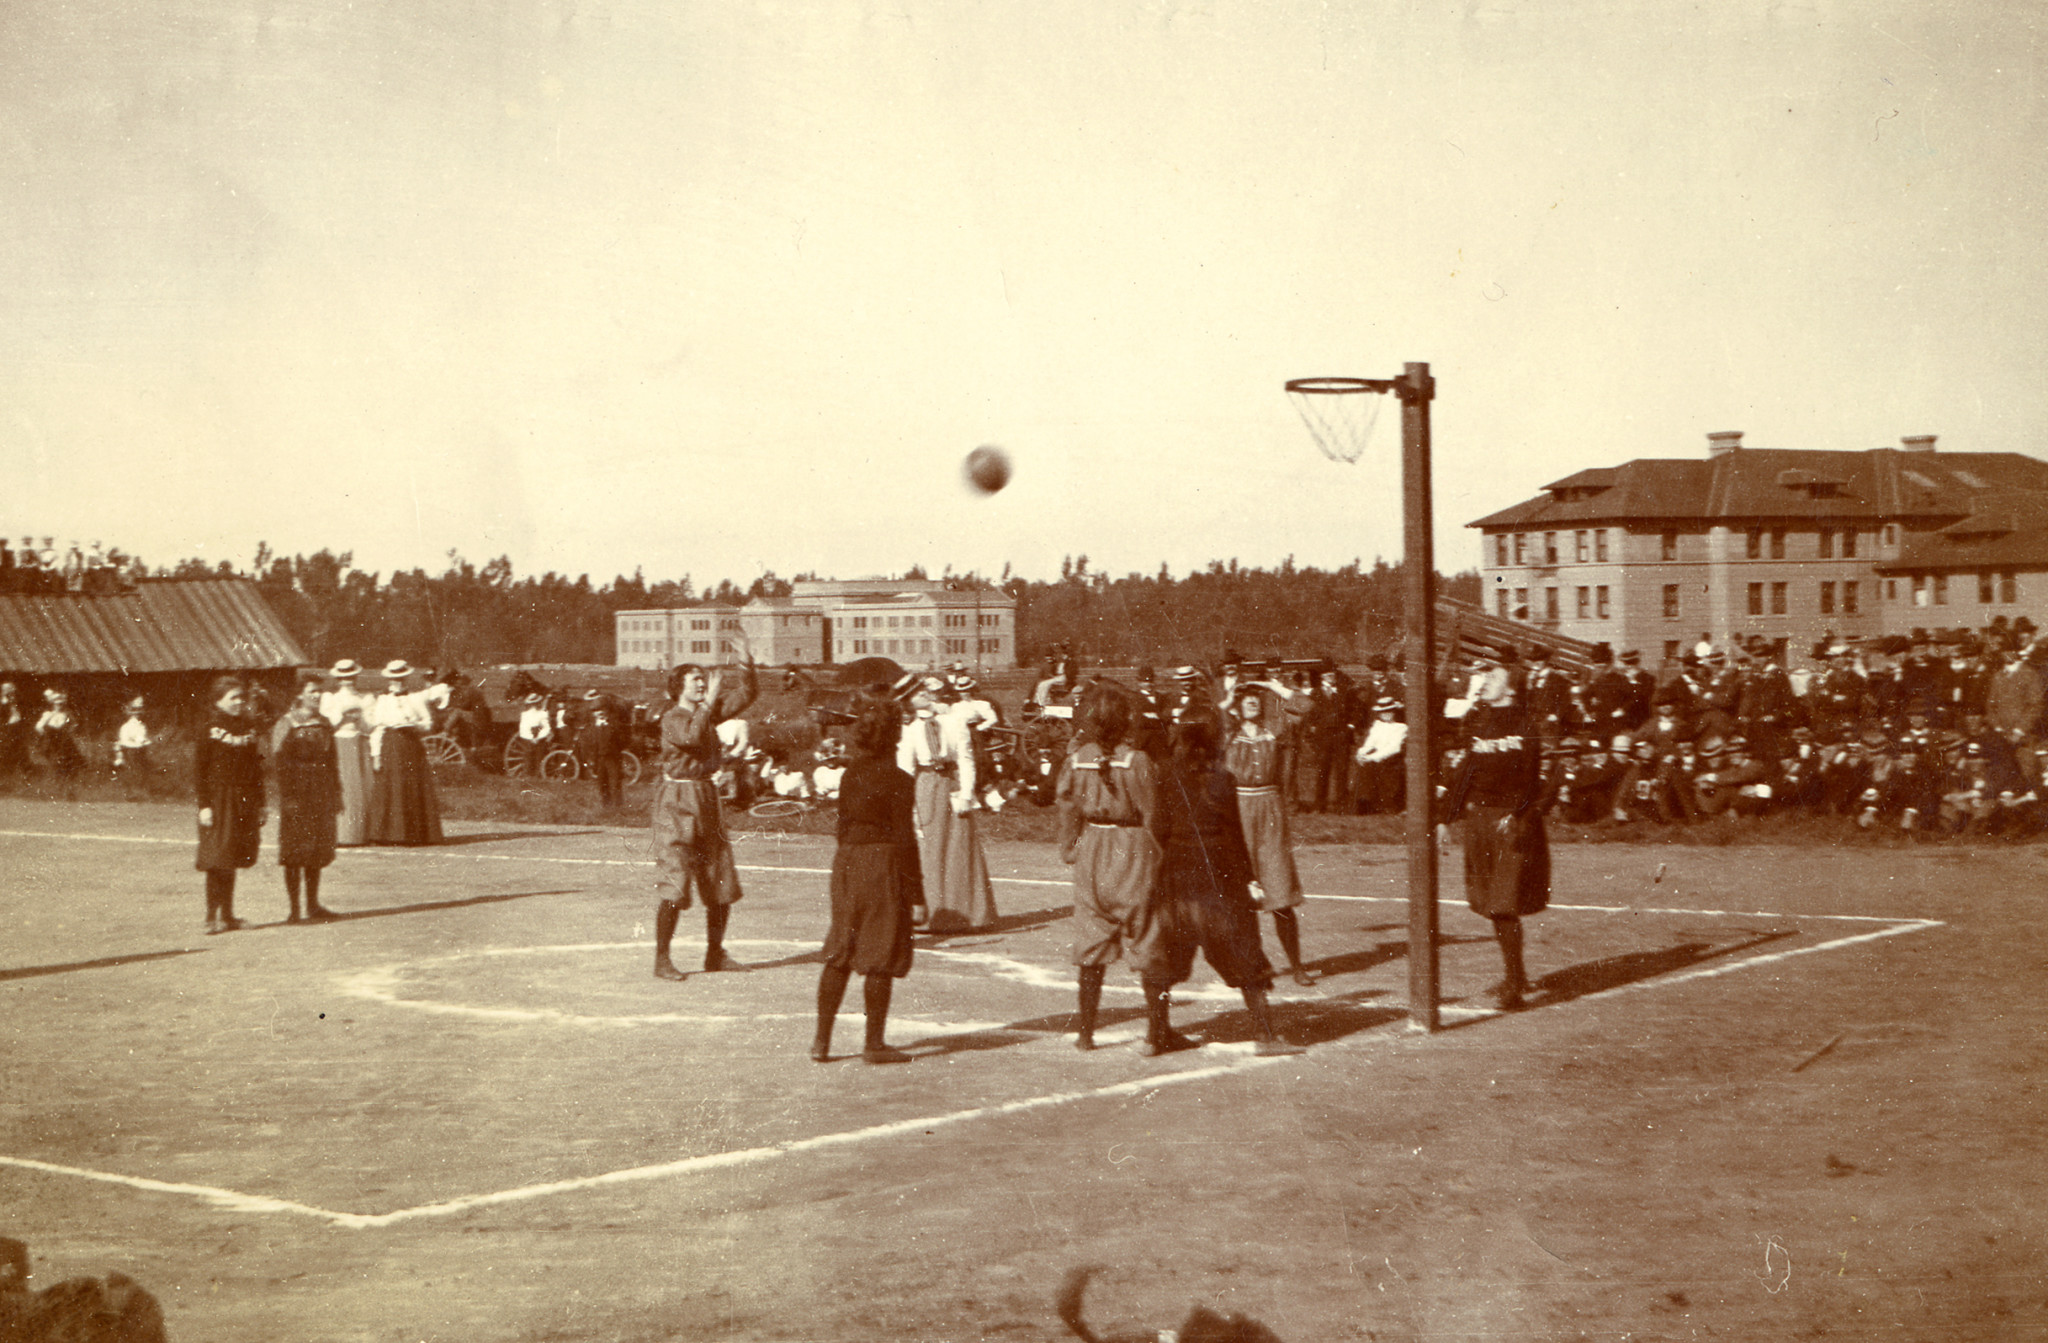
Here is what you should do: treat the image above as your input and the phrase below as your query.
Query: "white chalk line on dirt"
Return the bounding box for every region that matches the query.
[0,1056,1282,1230]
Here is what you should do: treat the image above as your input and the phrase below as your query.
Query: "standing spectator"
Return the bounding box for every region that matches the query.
[1986,645,2045,786]
[651,653,758,980]
[1582,647,1635,740]
[1295,668,1355,814]
[511,692,553,775]
[1522,647,1575,745]
[113,696,156,798]
[1617,650,1656,730]
[367,661,443,846]
[269,673,341,922]
[898,676,997,933]
[945,668,1006,812]
[0,682,29,789]
[1055,687,1162,1052]
[1441,660,1550,1011]
[1225,685,1315,987]
[579,689,628,809]
[810,697,924,1064]
[320,660,374,846]
[33,690,84,799]
[195,676,264,934]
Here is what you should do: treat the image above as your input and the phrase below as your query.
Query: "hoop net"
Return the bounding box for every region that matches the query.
[1285,377,1386,465]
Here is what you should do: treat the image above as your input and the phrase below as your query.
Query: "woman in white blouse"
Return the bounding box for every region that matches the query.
[320,659,375,845]
[366,660,443,846]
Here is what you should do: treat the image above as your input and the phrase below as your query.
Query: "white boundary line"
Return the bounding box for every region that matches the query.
[0,1057,1280,1229]
[0,823,1949,1227]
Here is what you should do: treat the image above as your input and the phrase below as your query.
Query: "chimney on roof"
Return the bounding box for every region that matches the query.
[1901,434,1937,453]
[1707,430,1743,458]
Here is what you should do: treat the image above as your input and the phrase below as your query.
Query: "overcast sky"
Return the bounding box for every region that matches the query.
[3,1,2042,588]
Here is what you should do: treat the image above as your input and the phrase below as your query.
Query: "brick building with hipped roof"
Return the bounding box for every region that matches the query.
[1470,432,2048,667]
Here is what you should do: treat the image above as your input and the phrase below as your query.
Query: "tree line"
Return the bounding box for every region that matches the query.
[155,547,1480,672]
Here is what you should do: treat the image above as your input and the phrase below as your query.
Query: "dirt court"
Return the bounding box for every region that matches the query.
[2,795,2045,1342]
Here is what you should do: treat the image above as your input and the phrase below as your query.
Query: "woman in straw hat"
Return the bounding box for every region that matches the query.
[320,659,374,845]
[366,660,443,846]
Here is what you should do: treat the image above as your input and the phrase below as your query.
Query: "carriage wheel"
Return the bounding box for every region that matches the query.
[424,732,467,767]
[620,751,642,786]
[502,737,531,777]
[749,798,809,819]
[539,749,581,783]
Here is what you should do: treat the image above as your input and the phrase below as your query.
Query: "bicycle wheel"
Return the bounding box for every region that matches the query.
[749,798,810,819]
[539,749,582,783]
[424,732,467,766]
[620,751,642,786]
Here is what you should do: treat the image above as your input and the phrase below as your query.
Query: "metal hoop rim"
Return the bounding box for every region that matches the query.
[1284,376,1391,396]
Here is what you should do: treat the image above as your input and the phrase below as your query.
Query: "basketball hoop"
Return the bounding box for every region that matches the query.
[1284,376,1393,465]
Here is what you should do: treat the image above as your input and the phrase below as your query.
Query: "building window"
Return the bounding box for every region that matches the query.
[1576,586,1590,619]
[1544,587,1559,621]
[1770,581,1787,615]
[1496,588,1509,619]
[1746,529,1763,560]
[1513,587,1528,620]
[853,616,867,629]
[1596,586,1610,619]
[1912,576,1929,607]
[692,640,710,653]
[692,618,709,630]
[1575,531,1589,563]
[1495,535,1508,566]
[1843,581,1859,615]
[1887,579,1898,602]
[1661,532,1679,561]
[1884,525,1898,547]
[853,639,867,654]
[2002,572,2018,603]
[1664,640,1681,662]
[1934,574,1948,605]
[1747,582,1764,616]
[1662,584,1680,619]
[1818,530,1833,559]
[1543,533,1558,565]
[1980,572,1995,604]
[1595,529,1609,562]
[1819,582,1835,615]
[1512,533,1526,565]
[1770,530,1786,559]
[1842,530,1858,559]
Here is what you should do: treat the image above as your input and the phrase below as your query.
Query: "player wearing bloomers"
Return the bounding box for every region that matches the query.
[651,655,757,981]
[1056,689,1163,1052]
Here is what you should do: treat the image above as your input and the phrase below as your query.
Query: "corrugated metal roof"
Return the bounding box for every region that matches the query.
[0,580,308,675]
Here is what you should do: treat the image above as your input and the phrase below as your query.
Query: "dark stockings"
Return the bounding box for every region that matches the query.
[204,870,238,929]
[653,899,686,978]
[811,966,895,1061]
[1492,916,1529,1006]
[1271,908,1314,984]
[1074,965,1106,1050]
[284,868,331,921]
[1140,976,1196,1055]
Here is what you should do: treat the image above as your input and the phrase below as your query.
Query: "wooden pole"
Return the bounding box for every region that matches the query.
[1399,362,1440,1032]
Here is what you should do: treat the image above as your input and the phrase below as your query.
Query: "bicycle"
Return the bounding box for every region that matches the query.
[538,745,643,786]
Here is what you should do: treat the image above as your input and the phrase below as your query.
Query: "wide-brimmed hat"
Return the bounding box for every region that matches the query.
[524,693,544,705]
[330,658,363,679]
[382,660,413,679]
[1171,665,1202,682]
[125,696,146,712]
[1374,696,1401,713]
[1699,736,1726,757]
[583,688,603,700]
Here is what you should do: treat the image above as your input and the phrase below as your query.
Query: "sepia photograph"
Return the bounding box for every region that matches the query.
[3,2,2045,1339]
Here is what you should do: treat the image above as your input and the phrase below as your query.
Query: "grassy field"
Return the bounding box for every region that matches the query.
[2,794,2044,1341]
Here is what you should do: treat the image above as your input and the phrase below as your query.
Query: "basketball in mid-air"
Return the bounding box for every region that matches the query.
[964,444,1011,495]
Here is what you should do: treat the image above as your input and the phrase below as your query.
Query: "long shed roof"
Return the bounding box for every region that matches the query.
[0,579,308,675]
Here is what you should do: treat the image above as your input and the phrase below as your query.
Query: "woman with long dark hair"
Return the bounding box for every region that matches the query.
[270,671,341,922]
[1144,715,1305,1055]
[195,675,264,934]
[811,696,924,1064]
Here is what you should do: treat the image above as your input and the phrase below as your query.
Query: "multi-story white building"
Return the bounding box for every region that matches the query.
[1470,432,2048,667]
[614,580,1016,670]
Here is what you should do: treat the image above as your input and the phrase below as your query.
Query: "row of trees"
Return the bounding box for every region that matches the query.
[156,548,1480,672]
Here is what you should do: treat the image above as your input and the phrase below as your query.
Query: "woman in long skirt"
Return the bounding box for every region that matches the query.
[320,659,373,846]
[897,679,996,932]
[367,660,443,846]
[1441,659,1550,1011]
[195,676,264,934]
[1143,714,1305,1056]
[811,697,924,1064]
[1224,687,1315,986]
[271,672,341,922]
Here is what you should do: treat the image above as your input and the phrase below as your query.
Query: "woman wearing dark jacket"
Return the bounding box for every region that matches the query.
[1442,660,1550,1011]
[270,672,341,922]
[195,676,265,934]
[1144,715,1306,1056]
[811,697,925,1064]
